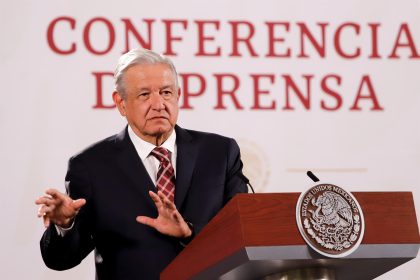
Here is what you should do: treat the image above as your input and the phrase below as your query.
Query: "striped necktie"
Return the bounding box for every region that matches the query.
[150,147,175,202]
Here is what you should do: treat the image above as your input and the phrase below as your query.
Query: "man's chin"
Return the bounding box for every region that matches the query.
[147,126,174,137]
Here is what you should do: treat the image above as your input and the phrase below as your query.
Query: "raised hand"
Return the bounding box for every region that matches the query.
[35,188,86,228]
[136,191,192,238]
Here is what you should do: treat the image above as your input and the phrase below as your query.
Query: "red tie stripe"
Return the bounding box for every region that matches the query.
[150,147,175,202]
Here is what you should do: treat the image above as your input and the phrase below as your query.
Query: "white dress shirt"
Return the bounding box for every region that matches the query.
[127,125,177,184]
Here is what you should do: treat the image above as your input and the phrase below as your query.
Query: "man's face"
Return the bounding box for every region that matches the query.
[113,63,180,145]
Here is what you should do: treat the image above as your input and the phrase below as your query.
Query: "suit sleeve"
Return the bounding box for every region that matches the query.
[224,138,249,204]
[40,156,95,270]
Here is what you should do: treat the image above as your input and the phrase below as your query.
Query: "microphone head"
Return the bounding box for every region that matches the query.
[307,171,320,182]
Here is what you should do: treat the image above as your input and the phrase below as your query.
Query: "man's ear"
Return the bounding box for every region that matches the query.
[176,88,181,101]
[113,91,126,116]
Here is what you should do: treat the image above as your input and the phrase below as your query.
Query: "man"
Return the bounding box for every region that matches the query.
[35,48,248,279]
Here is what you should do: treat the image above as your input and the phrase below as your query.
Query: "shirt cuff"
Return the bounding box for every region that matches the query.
[179,221,195,247]
[54,220,75,237]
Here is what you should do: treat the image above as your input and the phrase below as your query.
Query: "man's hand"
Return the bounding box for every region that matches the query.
[35,188,86,228]
[136,191,192,238]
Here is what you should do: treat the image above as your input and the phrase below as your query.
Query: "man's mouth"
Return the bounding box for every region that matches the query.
[149,116,168,120]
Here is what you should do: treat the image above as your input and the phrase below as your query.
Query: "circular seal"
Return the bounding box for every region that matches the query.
[296,183,365,258]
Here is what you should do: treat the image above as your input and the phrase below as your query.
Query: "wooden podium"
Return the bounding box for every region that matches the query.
[161,192,420,280]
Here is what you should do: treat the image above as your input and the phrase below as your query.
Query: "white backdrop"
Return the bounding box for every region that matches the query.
[1,0,419,279]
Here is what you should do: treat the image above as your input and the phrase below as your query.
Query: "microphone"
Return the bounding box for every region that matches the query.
[237,172,255,194]
[307,171,320,182]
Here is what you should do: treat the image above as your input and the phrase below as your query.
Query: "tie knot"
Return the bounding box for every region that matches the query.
[151,147,171,163]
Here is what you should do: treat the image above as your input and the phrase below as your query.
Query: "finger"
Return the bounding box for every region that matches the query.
[71,199,86,211]
[37,204,43,217]
[172,210,187,225]
[35,195,54,206]
[37,204,56,217]
[148,191,163,208]
[36,190,67,207]
[136,216,156,228]
[156,191,171,209]
[46,188,69,201]
[157,191,166,201]
[158,191,176,211]
[43,216,50,228]
[37,205,46,218]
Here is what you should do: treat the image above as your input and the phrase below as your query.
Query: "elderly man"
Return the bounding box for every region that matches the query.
[35,48,248,279]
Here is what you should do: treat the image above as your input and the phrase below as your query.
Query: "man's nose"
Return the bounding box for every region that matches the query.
[150,93,165,110]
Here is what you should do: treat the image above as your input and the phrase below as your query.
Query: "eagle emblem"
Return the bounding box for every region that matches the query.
[296,184,365,258]
[310,191,353,228]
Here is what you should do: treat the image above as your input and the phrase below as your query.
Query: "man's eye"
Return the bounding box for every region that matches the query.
[138,93,149,98]
[162,91,172,97]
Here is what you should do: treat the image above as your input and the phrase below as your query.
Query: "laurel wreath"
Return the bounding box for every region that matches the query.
[304,214,360,251]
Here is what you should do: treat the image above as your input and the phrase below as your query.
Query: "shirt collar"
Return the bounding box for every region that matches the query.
[127,125,177,160]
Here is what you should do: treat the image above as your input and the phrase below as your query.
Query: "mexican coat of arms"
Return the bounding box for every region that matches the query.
[296,183,365,258]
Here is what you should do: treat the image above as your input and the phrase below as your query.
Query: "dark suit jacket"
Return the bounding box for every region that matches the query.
[40,125,248,279]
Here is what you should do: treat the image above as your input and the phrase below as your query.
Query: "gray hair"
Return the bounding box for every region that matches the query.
[114,48,179,99]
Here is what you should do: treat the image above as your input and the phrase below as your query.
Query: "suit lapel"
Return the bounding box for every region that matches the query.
[113,126,197,210]
[114,127,156,207]
[174,125,197,210]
